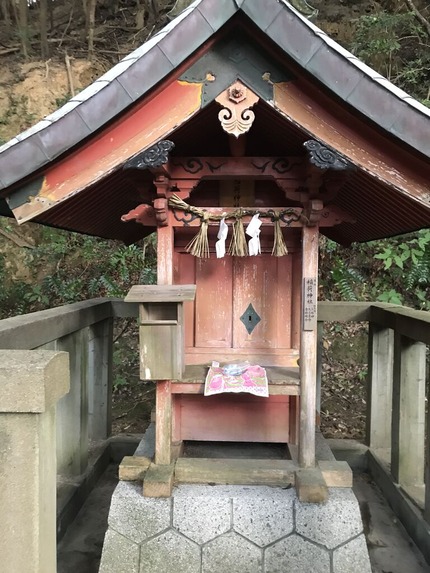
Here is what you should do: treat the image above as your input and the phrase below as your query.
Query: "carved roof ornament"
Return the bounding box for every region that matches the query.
[215,81,259,138]
[123,140,175,170]
[304,140,352,171]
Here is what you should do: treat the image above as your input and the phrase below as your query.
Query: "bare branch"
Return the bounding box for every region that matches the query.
[404,0,430,36]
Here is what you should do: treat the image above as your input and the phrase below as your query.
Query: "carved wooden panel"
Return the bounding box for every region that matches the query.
[195,257,233,348]
[176,254,294,359]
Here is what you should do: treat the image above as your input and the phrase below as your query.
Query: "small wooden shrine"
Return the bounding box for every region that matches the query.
[1,0,430,498]
[123,116,354,476]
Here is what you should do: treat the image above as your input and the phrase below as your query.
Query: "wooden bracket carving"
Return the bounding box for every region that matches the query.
[304,140,352,171]
[303,199,324,226]
[153,175,170,227]
[215,81,259,138]
[123,140,175,171]
[121,204,157,226]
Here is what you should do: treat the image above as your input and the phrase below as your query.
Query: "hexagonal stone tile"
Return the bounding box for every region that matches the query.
[109,481,171,544]
[202,531,262,573]
[233,487,295,546]
[99,529,139,573]
[295,488,363,549]
[265,534,330,573]
[333,535,372,573]
[173,487,231,544]
[139,530,200,573]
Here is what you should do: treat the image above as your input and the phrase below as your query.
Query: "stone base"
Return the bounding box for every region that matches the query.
[99,481,372,573]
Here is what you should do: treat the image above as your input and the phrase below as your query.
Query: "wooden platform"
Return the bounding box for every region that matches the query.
[171,364,300,396]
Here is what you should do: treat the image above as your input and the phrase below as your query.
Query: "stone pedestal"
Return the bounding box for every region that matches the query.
[100,482,372,573]
[0,350,70,573]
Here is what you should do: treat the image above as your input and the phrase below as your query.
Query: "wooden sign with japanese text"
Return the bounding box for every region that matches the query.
[303,277,317,331]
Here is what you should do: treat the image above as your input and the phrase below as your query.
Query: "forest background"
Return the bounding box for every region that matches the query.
[0,0,429,437]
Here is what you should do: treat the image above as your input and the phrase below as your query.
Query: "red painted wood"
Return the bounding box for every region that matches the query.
[176,253,295,365]
[194,257,233,348]
[174,394,290,443]
[175,253,196,348]
[157,226,174,285]
[291,252,302,350]
[14,81,203,223]
[169,157,304,181]
[232,256,292,350]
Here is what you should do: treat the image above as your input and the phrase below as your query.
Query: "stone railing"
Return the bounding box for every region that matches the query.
[318,301,430,563]
[0,299,141,534]
[1,298,429,569]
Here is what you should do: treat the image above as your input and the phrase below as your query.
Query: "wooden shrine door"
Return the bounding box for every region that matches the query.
[176,253,298,367]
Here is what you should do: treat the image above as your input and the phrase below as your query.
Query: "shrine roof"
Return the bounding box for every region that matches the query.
[0,0,429,244]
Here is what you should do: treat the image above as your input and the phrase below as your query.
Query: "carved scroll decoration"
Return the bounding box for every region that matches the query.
[124,140,175,170]
[215,81,259,138]
[304,140,351,171]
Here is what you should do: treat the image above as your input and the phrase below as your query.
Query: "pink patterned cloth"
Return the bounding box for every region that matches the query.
[204,365,269,397]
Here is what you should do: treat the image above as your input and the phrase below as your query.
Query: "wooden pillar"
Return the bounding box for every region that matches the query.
[316,321,323,426]
[155,380,172,465]
[156,223,174,462]
[366,324,394,450]
[291,252,302,350]
[157,226,174,285]
[391,333,425,486]
[299,224,319,468]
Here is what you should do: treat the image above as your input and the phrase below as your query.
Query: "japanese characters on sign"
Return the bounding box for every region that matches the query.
[303,277,317,331]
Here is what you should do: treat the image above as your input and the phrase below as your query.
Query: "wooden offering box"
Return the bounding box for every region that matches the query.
[125,285,196,380]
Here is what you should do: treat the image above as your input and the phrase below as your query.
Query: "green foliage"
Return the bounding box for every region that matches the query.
[351,10,430,102]
[0,224,157,318]
[372,230,430,309]
[320,231,430,311]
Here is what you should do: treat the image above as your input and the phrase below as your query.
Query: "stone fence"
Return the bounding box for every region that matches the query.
[0,298,429,570]
[318,301,430,563]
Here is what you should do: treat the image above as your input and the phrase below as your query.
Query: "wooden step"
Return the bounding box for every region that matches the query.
[175,458,297,486]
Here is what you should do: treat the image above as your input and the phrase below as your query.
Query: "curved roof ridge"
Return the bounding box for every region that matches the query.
[0,0,429,190]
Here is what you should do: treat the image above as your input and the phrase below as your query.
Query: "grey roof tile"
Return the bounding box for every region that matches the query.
[98,58,136,82]
[37,111,91,160]
[45,100,81,122]
[241,0,283,31]
[0,138,48,186]
[315,32,359,60]
[15,120,52,141]
[347,78,403,131]
[70,80,110,102]
[267,7,324,66]
[76,80,133,132]
[0,138,19,154]
[0,0,430,194]
[344,56,382,79]
[390,101,430,157]
[122,32,170,61]
[373,77,412,101]
[402,97,430,115]
[118,46,173,101]
[197,0,237,31]
[158,8,214,66]
[306,46,363,100]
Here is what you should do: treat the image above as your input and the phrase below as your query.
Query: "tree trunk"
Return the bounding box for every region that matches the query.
[87,0,97,60]
[145,0,159,23]
[40,0,49,59]
[18,0,29,58]
[1,0,11,27]
[136,0,145,29]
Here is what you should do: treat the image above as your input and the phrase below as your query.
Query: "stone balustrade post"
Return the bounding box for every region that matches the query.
[0,350,70,573]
